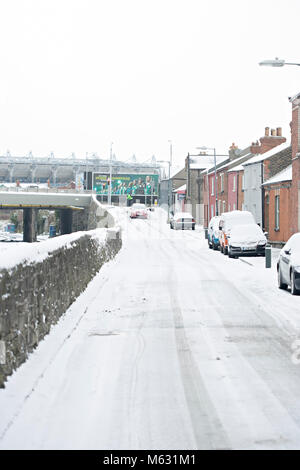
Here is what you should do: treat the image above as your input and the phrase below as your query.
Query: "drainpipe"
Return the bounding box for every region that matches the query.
[236,171,239,209]
[261,161,265,229]
[187,153,190,199]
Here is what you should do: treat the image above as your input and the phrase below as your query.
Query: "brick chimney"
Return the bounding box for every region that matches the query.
[250,126,286,154]
[228,142,239,160]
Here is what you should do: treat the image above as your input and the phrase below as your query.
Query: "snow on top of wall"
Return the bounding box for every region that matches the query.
[0,229,108,271]
[263,164,292,186]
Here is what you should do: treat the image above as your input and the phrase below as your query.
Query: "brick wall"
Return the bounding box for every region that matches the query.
[264,184,292,244]
[237,171,244,210]
[290,99,300,234]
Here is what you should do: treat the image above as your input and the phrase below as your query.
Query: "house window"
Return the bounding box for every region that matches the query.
[220,173,224,192]
[233,175,236,192]
[275,195,280,230]
[218,200,221,215]
[211,205,214,217]
[211,178,214,196]
[228,203,231,212]
[223,201,226,213]
[233,203,236,211]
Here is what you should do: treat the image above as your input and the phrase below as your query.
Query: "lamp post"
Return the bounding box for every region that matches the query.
[197,146,218,216]
[158,159,171,222]
[108,142,113,205]
[259,57,300,67]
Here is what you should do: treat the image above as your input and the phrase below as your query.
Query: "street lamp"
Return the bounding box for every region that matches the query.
[108,142,113,205]
[157,159,171,222]
[168,140,172,167]
[197,146,218,217]
[259,57,300,67]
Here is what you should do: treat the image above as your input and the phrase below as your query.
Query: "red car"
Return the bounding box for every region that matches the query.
[130,203,148,219]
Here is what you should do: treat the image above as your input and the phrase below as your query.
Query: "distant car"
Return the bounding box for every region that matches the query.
[170,212,195,230]
[277,232,300,295]
[218,210,256,255]
[130,203,148,219]
[227,223,267,258]
[208,216,221,250]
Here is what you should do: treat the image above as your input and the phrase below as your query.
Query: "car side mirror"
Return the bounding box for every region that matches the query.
[264,231,268,237]
[219,225,222,230]
[284,248,291,255]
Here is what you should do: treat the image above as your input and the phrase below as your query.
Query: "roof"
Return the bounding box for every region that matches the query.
[170,165,185,179]
[289,91,300,103]
[189,155,227,170]
[263,164,292,186]
[243,142,289,166]
[201,151,254,176]
[227,164,244,172]
[216,152,253,173]
[175,184,186,192]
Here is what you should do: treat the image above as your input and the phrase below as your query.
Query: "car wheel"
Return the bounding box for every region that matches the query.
[223,246,228,255]
[220,244,224,253]
[278,266,287,290]
[228,247,235,258]
[291,271,300,295]
[213,243,218,251]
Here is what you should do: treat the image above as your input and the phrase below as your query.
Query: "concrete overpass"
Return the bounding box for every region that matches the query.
[0,192,96,242]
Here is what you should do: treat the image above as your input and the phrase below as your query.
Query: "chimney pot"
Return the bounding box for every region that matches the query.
[271,128,276,136]
[265,127,270,136]
[276,127,282,137]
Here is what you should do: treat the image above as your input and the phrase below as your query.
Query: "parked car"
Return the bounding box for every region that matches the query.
[227,223,267,258]
[277,232,300,295]
[208,216,221,250]
[130,203,148,219]
[219,210,256,255]
[170,212,195,230]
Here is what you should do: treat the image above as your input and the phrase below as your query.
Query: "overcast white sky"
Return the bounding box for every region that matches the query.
[0,0,299,169]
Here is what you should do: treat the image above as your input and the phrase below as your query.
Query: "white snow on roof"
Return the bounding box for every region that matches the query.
[215,152,254,173]
[189,155,227,170]
[263,164,292,186]
[227,165,244,172]
[243,142,289,166]
[175,184,186,192]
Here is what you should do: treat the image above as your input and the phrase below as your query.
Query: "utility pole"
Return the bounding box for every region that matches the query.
[85,152,88,191]
[214,148,218,216]
[108,142,113,205]
[168,140,172,221]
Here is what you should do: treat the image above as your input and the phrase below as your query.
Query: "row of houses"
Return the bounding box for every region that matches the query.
[169,92,300,246]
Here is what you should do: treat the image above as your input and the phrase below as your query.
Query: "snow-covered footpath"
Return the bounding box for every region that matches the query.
[0,207,300,450]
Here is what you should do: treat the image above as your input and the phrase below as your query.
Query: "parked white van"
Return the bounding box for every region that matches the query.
[218,210,256,255]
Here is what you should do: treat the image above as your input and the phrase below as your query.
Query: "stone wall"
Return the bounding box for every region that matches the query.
[0,227,122,387]
[71,196,115,233]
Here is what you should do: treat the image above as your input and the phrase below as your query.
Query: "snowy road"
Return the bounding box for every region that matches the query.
[1,208,300,449]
